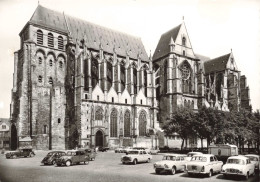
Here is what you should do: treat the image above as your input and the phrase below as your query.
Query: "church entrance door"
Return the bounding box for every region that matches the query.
[95,130,103,147]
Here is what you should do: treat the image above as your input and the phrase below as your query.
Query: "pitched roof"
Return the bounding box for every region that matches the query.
[152,24,181,61]
[203,53,230,74]
[29,5,148,61]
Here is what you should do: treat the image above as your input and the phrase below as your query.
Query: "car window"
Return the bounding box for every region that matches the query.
[227,159,245,165]
[176,157,180,161]
[214,156,218,161]
[210,157,214,162]
[143,151,147,154]
[191,156,207,162]
[180,157,184,161]
[247,159,251,164]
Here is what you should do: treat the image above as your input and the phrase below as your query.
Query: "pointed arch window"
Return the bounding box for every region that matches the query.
[107,61,112,91]
[48,33,54,47]
[37,30,43,45]
[143,66,148,96]
[38,75,42,83]
[110,109,118,137]
[58,36,64,50]
[124,110,131,137]
[133,65,137,94]
[181,62,192,94]
[95,107,103,120]
[120,62,125,91]
[182,37,186,46]
[49,77,53,84]
[164,60,167,94]
[139,111,147,136]
[91,58,98,88]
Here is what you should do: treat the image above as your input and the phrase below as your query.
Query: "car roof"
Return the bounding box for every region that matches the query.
[48,151,65,153]
[187,152,203,154]
[163,153,187,157]
[228,156,248,160]
[193,154,214,158]
[245,154,259,157]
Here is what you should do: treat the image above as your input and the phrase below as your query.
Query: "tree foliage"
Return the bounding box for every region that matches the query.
[163,106,260,151]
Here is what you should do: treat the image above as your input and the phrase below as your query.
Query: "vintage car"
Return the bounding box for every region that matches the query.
[121,150,152,165]
[41,151,66,165]
[81,148,96,161]
[245,154,259,170]
[186,154,223,177]
[186,152,203,161]
[115,147,124,153]
[5,148,35,159]
[150,149,160,155]
[56,150,90,166]
[133,147,151,154]
[122,147,133,153]
[221,155,255,179]
[98,146,109,152]
[154,154,187,174]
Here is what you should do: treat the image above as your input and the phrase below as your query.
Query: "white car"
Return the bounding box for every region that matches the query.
[121,150,152,165]
[154,154,187,175]
[186,152,203,161]
[222,155,255,179]
[245,154,259,170]
[186,154,223,177]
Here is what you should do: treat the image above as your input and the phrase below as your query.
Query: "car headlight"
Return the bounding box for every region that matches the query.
[154,164,157,168]
[164,164,169,168]
[201,166,205,172]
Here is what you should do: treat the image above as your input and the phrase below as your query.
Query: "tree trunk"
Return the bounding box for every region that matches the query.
[201,138,203,148]
[181,139,184,150]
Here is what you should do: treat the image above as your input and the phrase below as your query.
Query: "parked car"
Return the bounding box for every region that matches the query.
[186,154,223,177]
[41,151,66,165]
[122,147,133,153]
[154,154,187,174]
[222,155,255,179]
[81,148,96,161]
[150,149,160,155]
[98,147,109,152]
[133,147,151,154]
[56,150,90,166]
[245,154,259,170]
[115,147,124,153]
[186,152,203,161]
[121,150,152,165]
[5,148,35,159]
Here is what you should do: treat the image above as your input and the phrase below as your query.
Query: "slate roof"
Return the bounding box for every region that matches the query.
[29,5,148,61]
[152,24,181,61]
[203,53,230,74]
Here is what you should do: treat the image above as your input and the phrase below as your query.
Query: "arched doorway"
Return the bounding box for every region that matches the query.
[95,130,103,147]
[10,124,18,150]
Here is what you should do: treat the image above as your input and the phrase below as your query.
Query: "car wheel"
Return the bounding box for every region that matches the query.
[208,170,212,177]
[29,153,34,157]
[65,160,71,167]
[147,158,150,163]
[91,158,95,161]
[84,161,89,165]
[12,155,17,159]
[52,160,56,165]
[170,166,176,175]
[133,159,137,165]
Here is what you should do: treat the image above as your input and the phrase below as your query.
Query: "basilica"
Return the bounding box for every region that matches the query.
[10,5,251,150]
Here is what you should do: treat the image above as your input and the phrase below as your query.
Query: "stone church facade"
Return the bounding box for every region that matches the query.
[10,5,251,150]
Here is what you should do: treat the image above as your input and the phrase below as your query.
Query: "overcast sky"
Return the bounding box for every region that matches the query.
[0,0,259,118]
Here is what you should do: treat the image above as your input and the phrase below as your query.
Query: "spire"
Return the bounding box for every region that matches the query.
[169,37,175,52]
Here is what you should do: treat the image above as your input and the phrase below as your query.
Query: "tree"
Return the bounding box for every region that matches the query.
[162,107,196,150]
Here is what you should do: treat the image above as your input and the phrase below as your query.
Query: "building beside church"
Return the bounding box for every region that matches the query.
[10,5,251,150]
[0,118,11,150]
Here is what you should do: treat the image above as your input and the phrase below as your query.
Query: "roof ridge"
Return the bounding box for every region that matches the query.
[205,53,230,63]
[65,13,141,41]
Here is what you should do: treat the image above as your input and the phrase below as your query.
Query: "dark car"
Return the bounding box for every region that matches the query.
[41,151,66,165]
[98,147,109,152]
[56,150,90,167]
[80,148,96,161]
[5,148,35,159]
